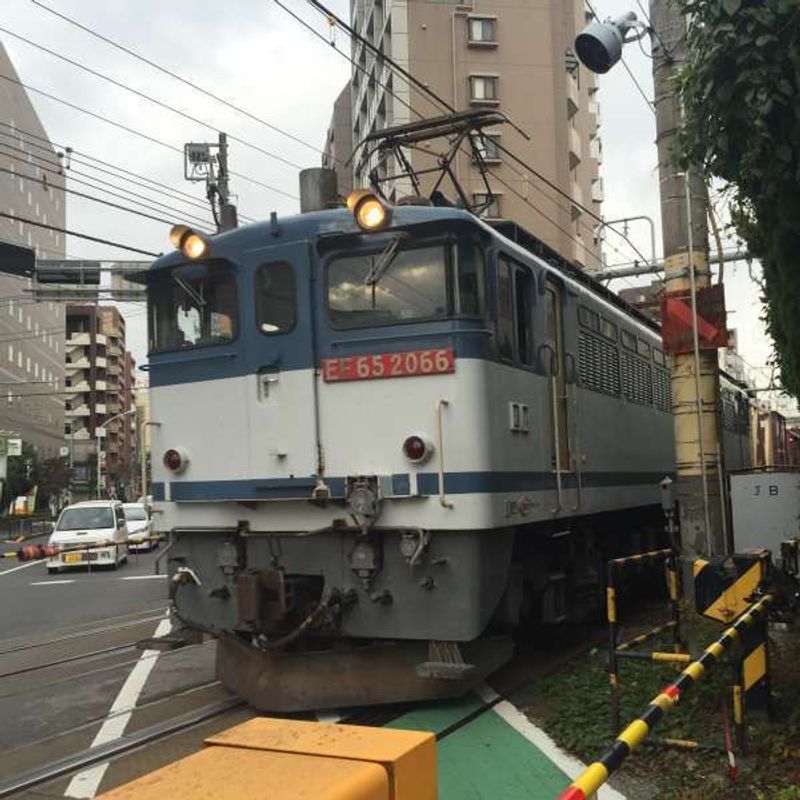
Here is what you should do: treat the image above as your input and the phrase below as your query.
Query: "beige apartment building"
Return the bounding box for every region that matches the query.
[0,42,67,458]
[325,0,602,268]
[65,305,137,498]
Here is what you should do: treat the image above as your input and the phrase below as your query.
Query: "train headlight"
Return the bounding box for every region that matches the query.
[163,448,189,474]
[169,224,211,260]
[347,190,392,231]
[402,434,434,464]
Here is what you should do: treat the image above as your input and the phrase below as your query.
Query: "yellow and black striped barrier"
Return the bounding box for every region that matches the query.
[556,593,774,800]
[607,548,686,732]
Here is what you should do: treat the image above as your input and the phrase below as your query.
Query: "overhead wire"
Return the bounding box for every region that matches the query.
[0,141,215,230]
[283,0,648,270]
[300,0,652,266]
[0,145,215,232]
[0,26,307,172]
[0,212,160,257]
[0,73,299,200]
[0,122,229,221]
[0,163,204,231]
[270,0,424,124]
[28,0,329,160]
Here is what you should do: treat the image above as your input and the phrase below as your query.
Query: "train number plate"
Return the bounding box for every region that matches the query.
[321,348,455,382]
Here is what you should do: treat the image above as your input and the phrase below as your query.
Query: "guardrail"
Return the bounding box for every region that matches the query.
[555,593,774,800]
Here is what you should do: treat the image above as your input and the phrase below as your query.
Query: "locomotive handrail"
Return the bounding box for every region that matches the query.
[551,374,563,512]
[436,398,454,509]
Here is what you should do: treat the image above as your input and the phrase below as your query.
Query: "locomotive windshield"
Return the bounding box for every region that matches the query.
[328,242,484,329]
[148,261,237,352]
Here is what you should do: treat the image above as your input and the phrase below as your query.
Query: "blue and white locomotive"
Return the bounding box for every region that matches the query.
[141,191,743,710]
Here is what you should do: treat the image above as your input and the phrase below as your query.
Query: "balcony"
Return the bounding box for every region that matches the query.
[592,177,605,203]
[67,357,90,371]
[95,403,107,414]
[95,380,107,391]
[66,406,91,417]
[567,75,579,118]
[95,357,108,369]
[68,381,91,393]
[568,126,582,169]
[589,99,601,127]
[590,135,603,165]
[571,182,584,221]
[67,332,91,346]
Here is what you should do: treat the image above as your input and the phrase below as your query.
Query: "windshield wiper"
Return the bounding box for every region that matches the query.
[364,233,410,287]
[173,274,206,307]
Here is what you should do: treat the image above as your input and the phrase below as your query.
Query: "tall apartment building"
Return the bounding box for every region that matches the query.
[0,42,67,456]
[329,0,602,268]
[65,306,136,497]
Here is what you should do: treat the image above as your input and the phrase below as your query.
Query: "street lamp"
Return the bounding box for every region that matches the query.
[96,408,136,499]
[574,11,649,74]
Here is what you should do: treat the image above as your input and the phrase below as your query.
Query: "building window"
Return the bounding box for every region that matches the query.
[473,133,501,163]
[7,344,12,362]
[469,75,499,104]
[468,17,497,45]
[473,192,500,218]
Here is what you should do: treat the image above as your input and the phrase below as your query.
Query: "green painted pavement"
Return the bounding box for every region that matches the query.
[388,695,572,800]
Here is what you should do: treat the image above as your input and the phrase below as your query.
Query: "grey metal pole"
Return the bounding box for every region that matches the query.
[96,432,102,499]
[649,0,726,557]
[217,132,238,231]
[139,413,147,501]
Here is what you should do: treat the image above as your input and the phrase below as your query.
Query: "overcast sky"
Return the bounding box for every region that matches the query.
[0,0,779,401]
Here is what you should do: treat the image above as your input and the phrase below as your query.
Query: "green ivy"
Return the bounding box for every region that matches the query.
[677,0,800,395]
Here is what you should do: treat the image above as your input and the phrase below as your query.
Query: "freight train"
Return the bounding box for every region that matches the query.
[140,192,751,710]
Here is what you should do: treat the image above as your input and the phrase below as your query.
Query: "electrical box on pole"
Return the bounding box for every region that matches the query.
[184,134,237,232]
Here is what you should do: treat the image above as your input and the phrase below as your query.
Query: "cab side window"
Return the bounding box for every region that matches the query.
[496,254,534,365]
[256,262,296,335]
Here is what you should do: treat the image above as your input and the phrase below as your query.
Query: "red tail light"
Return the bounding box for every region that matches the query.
[402,435,433,464]
[163,448,188,473]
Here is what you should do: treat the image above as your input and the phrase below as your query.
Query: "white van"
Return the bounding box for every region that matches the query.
[48,501,129,573]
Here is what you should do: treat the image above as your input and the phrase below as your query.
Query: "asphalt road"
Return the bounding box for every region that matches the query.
[0,539,231,799]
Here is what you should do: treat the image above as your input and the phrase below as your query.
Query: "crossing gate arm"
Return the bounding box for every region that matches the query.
[97,718,436,800]
[557,594,774,800]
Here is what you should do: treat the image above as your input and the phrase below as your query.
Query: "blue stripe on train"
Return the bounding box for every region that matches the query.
[151,470,669,502]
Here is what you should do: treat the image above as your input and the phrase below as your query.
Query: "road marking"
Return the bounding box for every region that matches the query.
[30,579,75,585]
[0,559,43,576]
[64,615,172,799]
[475,683,627,800]
[120,574,166,581]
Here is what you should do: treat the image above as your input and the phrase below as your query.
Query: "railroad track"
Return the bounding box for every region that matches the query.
[0,621,609,799]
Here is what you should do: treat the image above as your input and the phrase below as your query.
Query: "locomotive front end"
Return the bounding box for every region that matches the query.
[143,201,515,710]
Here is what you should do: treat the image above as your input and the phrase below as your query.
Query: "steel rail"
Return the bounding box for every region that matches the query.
[0,642,135,679]
[0,697,244,798]
[0,610,166,656]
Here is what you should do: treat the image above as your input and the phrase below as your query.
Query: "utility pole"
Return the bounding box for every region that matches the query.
[649,0,726,557]
[216,133,238,231]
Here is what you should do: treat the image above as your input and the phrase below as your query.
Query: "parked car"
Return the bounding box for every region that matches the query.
[123,503,155,551]
[47,501,129,573]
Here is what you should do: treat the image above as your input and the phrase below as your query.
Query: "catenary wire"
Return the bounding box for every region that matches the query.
[0,26,307,172]
[0,142,216,231]
[28,0,330,160]
[0,164,203,230]
[0,129,220,223]
[0,212,160,257]
[270,0,424,124]
[0,73,299,201]
[0,120,250,219]
[300,0,653,265]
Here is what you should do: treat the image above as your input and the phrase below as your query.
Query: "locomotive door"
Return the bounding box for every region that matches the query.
[544,280,571,506]
[247,242,319,482]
